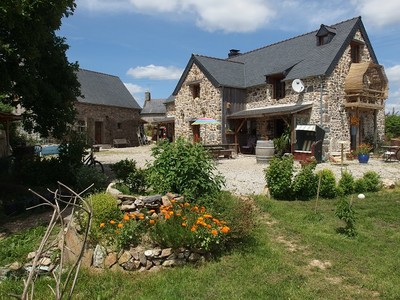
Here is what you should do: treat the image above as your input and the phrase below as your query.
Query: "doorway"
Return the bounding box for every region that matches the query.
[192,124,200,143]
[95,121,103,144]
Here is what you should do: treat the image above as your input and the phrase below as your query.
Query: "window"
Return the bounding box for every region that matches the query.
[271,77,285,99]
[117,122,122,130]
[351,42,362,63]
[190,84,200,99]
[76,119,86,132]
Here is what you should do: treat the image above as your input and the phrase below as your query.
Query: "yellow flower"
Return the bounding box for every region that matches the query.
[117,223,123,228]
[123,214,130,221]
[99,223,105,228]
[149,219,155,225]
[211,229,218,236]
[182,223,187,227]
[110,220,116,225]
[191,225,197,232]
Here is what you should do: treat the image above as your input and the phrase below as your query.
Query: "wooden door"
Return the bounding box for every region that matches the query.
[95,121,103,144]
[192,125,200,143]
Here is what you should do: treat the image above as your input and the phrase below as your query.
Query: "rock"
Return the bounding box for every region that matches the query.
[121,200,134,206]
[129,248,140,260]
[63,225,84,264]
[138,251,147,266]
[162,260,175,267]
[382,179,396,189]
[118,251,131,265]
[145,260,153,270]
[149,265,162,272]
[104,252,118,268]
[144,250,154,257]
[134,199,144,207]
[27,251,37,260]
[39,257,52,266]
[160,248,173,258]
[188,252,202,262]
[81,249,94,268]
[166,192,179,200]
[120,204,136,211]
[93,244,107,268]
[118,195,137,202]
[152,248,162,257]
[0,268,11,281]
[162,196,171,207]
[123,260,141,271]
[8,261,22,270]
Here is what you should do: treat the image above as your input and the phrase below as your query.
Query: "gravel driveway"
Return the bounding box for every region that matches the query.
[95,145,400,195]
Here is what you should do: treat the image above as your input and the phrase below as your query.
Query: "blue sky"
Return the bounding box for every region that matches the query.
[59,0,400,112]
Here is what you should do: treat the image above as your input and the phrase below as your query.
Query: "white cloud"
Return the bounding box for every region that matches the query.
[126,65,183,80]
[123,82,146,106]
[352,0,400,27]
[77,0,276,32]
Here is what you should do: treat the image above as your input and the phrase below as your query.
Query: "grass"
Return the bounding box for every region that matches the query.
[1,189,399,299]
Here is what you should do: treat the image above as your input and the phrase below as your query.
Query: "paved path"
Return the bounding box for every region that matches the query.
[95,145,400,195]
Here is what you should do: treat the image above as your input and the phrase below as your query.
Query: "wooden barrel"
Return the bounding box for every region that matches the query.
[255,140,275,163]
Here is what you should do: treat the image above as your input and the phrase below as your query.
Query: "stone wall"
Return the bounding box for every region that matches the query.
[75,102,141,146]
[174,64,222,144]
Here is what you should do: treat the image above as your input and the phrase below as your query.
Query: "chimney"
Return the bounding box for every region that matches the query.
[144,91,151,102]
[228,49,241,58]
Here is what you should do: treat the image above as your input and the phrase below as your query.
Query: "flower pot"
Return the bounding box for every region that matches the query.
[358,154,369,164]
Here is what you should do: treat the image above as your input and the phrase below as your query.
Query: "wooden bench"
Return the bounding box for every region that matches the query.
[113,139,129,148]
[203,145,234,159]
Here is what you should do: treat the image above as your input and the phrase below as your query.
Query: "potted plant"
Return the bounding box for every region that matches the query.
[355,143,372,163]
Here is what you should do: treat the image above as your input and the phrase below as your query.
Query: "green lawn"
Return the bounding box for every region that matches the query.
[1,189,399,299]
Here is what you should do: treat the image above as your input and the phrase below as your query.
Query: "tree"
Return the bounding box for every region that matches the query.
[385,111,400,139]
[0,0,81,138]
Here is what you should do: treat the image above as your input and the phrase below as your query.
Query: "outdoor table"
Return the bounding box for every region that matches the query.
[381,145,400,162]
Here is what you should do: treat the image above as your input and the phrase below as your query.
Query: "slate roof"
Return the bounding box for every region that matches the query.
[77,69,141,110]
[173,16,377,94]
[141,98,167,115]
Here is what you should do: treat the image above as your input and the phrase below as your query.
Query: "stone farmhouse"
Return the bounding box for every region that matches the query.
[75,69,142,147]
[166,16,388,159]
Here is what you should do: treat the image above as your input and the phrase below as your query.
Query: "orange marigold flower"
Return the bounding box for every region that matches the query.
[139,215,145,220]
[221,226,230,234]
[165,214,171,220]
[149,219,155,225]
[123,214,130,221]
[115,230,120,234]
[182,216,187,221]
[197,217,204,221]
[130,213,136,219]
[211,229,218,235]
[207,224,212,229]
[117,223,123,228]
[110,220,116,225]
[148,209,155,214]
[170,211,174,215]
[171,199,176,203]
[191,225,197,232]
[212,218,221,225]
[176,213,181,217]
[184,202,190,207]
[203,214,212,219]
[182,223,187,227]
[200,206,206,213]
[99,223,105,228]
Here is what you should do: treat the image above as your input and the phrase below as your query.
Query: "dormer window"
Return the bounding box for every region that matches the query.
[316,24,336,46]
[191,84,200,99]
[267,75,285,100]
[350,41,364,63]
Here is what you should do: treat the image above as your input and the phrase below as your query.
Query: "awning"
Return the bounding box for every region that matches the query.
[227,102,313,119]
[150,116,175,124]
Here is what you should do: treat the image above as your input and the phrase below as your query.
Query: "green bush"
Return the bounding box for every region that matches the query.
[338,171,355,196]
[335,197,357,237]
[354,178,367,193]
[385,113,400,139]
[83,193,122,244]
[75,165,108,194]
[146,138,225,202]
[362,171,381,192]
[58,131,88,171]
[264,155,293,200]
[291,163,317,200]
[111,159,147,194]
[317,169,337,199]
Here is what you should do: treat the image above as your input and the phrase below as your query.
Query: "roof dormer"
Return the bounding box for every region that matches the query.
[316,24,336,46]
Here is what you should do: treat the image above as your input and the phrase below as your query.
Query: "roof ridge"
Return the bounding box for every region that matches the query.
[230,16,361,58]
[79,68,119,79]
[194,53,244,64]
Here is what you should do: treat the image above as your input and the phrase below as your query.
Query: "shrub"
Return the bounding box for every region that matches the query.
[335,197,357,237]
[83,193,122,244]
[146,138,225,202]
[338,171,355,196]
[264,155,293,200]
[58,131,88,171]
[75,165,108,194]
[354,178,367,193]
[111,159,148,195]
[362,171,382,192]
[316,169,337,199]
[291,162,317,200]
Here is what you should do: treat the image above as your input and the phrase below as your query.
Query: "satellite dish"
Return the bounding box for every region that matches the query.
[292,79,305,93]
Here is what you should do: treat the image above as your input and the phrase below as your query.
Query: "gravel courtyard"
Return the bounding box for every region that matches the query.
[95,145,400,196]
